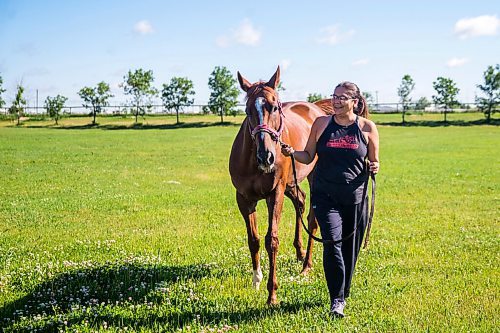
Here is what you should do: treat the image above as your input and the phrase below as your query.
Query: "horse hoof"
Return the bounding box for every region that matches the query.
[296,250,306,262]
[253,282,261,290]
[300,266,312,276]
[266,297,279,306]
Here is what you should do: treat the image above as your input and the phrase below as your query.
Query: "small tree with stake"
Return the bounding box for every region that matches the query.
[397,74,415,124]
[161,77,195,125]
[207,66,240,124]
[432,77,460,123]
[475,64,499,123]
[123,69,158,124]
[0,74,6,111]
[9,84,27,126]
[45,95,68,125]
[78,82,113,125]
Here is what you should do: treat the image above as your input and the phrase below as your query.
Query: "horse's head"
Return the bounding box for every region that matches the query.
[237,66,284,174]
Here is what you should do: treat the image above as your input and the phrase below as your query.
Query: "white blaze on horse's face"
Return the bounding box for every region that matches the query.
[255,97,265,139]
[254,97,276,173]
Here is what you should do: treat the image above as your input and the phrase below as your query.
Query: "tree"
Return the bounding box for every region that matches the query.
[123,69,158,123]
[475,64,499,123]
[0,74,6,110]
[362,91,374,105]
[307,93,324,103]
[45,95,68,125]
[78,82,113,125]
[397,74,415,124]
[207,66,240,123]
[415,97,431,110]
[161,77,195,124]
[432,77,460,123]
[9,84,27,125]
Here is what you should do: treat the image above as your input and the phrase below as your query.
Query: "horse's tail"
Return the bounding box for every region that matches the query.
[313,99,334,115]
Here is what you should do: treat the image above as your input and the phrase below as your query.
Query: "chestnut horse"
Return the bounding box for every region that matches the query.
[229,66,329,304]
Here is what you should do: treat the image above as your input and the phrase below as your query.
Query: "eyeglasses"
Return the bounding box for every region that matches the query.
[331,94,354,102]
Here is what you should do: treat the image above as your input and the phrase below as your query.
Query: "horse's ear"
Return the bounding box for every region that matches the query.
[266,66,280,90]
[237,72,252,92]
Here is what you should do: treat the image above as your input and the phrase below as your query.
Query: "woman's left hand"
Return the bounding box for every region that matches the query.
[369,161,379,174]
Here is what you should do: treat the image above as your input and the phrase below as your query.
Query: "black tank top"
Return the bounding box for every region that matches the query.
[313,116,368,204]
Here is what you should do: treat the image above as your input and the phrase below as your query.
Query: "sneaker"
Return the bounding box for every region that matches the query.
[331,299,346,318]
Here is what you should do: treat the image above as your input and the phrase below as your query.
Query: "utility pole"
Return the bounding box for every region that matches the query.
[36,89,39,113]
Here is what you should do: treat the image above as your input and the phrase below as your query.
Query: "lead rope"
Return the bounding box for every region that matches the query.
[288,151,376,247]
[363,172,376,249]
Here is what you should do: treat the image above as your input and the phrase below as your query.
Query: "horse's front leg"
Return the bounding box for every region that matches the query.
[265,182,285,305]
[236,192,263,290]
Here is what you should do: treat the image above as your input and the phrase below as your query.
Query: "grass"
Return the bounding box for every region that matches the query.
[0,114,498,332]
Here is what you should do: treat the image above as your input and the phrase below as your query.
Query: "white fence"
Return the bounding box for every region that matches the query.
[0,102,490,116]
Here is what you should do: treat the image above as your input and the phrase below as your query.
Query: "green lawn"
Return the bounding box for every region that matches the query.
[0,114,498,332]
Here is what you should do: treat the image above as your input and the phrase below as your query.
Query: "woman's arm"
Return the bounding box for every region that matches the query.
[281,116,327,164]
[365,120,380,174]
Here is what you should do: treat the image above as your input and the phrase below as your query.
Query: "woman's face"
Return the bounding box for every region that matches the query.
[331,86,357,115]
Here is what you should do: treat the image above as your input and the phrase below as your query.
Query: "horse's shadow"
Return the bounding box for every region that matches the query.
[1,262,322,332]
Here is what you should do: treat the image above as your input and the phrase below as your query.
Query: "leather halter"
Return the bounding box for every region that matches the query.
[247,97,284,143]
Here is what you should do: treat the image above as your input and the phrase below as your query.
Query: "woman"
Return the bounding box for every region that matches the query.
[281,82,379,317]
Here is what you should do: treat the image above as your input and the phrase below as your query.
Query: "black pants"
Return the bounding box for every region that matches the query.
[313,191,367,302]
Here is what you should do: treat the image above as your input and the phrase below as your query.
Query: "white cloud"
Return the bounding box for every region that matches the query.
[217,19,261,47]
[233,19,261,46]
[446,57,468,67]
[454,15,499,39]
[280,59,292,70]
[317,25,355,45]
[133,20,154,35]
[352,58,369,66]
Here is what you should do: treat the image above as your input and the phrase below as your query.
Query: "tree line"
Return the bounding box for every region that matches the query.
[0,64,498,125]
[0,66,239,125]
[306,64,499,123]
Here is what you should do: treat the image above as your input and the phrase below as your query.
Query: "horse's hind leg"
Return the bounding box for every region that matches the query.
[236,192,263,290]
[285,186,307,262]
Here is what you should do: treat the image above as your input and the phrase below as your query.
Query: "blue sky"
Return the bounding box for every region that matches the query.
[0,0,498,107]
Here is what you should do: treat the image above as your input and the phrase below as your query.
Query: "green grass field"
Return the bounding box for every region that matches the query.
[0,114,498,332]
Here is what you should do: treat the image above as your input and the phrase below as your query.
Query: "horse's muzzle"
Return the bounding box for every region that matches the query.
[257,151,275,173]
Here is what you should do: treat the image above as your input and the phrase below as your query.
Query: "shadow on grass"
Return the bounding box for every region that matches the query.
[0,263,213,331]
[18,121,241,130]
[1,262,322,332]
[379,118,500,127]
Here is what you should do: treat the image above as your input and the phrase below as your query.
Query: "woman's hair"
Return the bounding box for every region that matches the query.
[335,81,370,118]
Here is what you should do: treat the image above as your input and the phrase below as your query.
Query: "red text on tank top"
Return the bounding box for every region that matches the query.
[325,134,359,149]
